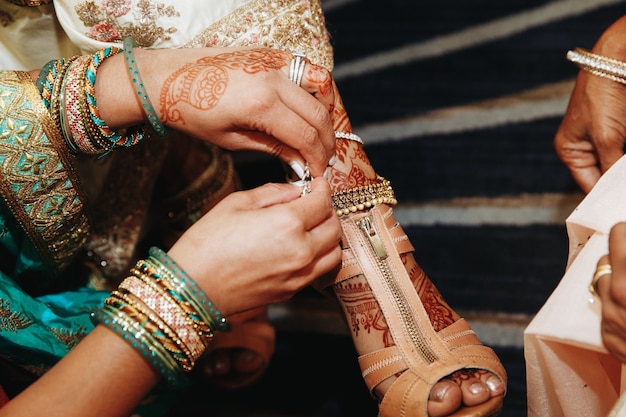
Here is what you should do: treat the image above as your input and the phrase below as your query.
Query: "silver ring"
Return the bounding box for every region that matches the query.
[289,52,307,87]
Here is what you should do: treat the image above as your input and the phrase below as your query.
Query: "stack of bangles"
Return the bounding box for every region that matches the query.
[36,37,167,155]
[91,247,228,386]
[566,47,626,85]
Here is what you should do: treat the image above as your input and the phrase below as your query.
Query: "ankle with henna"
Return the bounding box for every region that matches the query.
[323,133,507,416]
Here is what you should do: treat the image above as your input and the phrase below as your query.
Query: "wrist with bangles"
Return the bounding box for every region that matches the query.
[91,247,228,387]
[36,37,167,155]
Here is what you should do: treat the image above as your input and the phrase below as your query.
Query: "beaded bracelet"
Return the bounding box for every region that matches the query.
[123,37,169,136]
[105,293,192,367]
[92,247,227,385]
[64,55,103,154]
[48,58,76,130]
[335,131,363,144]
[136,260,213,338]
[84,46,146,150]
[37,59,63,108]
[147,247,230,332]
[331,175,398,217]
[567,47,626,85]
[121,272,208,361]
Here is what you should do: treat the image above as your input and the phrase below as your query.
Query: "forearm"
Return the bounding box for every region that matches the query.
[0,326,159,417]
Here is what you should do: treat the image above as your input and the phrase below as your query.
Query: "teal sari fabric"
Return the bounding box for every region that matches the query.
[0,209,107,373]
[0,209,182,416]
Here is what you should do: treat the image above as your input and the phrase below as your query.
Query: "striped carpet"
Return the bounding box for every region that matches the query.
[169,1,626,416]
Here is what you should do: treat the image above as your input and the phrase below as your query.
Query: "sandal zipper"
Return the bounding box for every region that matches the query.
[357,215,438,364]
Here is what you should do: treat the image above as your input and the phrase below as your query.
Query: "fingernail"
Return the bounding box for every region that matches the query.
[486,375,501,392]
[328,155,336,166]
[469,382,487,395]
[324,166,330,179]
[289,160,305,180]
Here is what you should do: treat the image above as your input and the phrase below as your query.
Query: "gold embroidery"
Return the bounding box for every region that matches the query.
[48,325,87,349]
[0,298,34,331]
[0,71,90,274]
[74,0,179,46]
[183,0,334,71]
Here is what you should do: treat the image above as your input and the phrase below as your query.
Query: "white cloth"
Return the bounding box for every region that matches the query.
[0,0,333,71]
[525,155,626,417]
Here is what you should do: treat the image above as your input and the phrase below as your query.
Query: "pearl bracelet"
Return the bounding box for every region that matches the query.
[331,175,397,217]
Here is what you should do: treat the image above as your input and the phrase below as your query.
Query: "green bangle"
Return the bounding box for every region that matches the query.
[123,37,169,137]
[148,246,230,332]
[91,306,188,388]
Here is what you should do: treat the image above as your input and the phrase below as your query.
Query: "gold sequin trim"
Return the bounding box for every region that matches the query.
[0,71,90,274]
[183,0,334,71]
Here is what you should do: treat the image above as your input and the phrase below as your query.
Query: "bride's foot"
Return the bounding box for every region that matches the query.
[321,132,506,416]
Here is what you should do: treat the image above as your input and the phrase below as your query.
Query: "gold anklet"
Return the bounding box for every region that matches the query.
[332,175,397,217]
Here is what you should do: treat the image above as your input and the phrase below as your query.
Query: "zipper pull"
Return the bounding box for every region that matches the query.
[357,216,388,260]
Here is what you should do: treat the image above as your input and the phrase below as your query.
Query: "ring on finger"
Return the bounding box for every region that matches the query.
[590,263,612,298]
[289,52,307,86]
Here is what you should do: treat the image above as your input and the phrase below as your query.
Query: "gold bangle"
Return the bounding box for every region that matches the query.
[331,175,398,217]
[567,48,626,85]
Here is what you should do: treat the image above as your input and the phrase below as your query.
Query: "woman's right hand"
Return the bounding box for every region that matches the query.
[96,47,336,177]
[167,177,342,317]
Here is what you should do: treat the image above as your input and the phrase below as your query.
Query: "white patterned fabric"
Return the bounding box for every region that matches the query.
[0,0,333,70]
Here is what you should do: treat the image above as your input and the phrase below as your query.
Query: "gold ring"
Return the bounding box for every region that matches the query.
[590,263,612,297]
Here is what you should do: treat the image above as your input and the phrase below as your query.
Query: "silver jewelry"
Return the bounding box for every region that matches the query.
[334,131,364,144]
[567,48,626,85]
[289,52,307,87]
[301,163,312,196]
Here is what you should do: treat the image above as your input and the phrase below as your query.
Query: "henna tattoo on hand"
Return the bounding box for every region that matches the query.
[159,49,289,124]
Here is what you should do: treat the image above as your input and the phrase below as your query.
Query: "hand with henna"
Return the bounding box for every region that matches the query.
[94,47,336,178]
[554,15,626,193]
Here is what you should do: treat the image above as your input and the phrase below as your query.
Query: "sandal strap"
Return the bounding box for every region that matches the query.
[314,206,415,290]
[358,346,408,396]
[339,204,507,416]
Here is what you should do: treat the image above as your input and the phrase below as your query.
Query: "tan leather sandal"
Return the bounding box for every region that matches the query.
[323,196,507,416]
